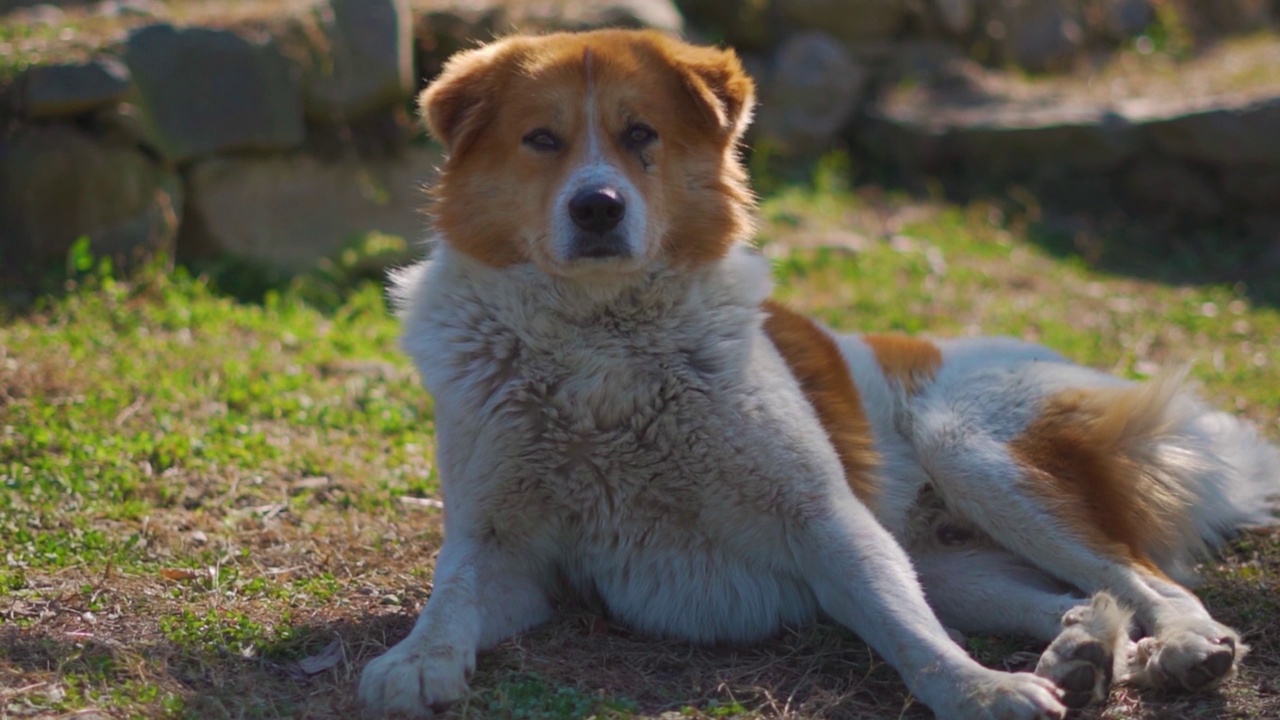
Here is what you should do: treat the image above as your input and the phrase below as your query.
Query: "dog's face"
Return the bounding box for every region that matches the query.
[420,30,757,278]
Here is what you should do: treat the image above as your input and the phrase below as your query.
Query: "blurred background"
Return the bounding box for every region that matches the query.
[1,0,1279,300]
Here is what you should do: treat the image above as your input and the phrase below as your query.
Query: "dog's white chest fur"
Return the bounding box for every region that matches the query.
[393,246,841,642]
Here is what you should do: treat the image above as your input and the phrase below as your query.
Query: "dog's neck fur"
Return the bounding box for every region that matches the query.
[395,240,773,345]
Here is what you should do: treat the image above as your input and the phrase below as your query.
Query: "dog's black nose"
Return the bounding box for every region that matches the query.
[569,188,626,233]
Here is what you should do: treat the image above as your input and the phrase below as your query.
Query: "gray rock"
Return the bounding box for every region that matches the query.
[124,24,305,163]
[674,0,775,49]
[1190,0,1272,33]
[184,146,443,270]
[864,103,1139,178]
[1252,219,1280,270]
[414,5,507,83]
[0,124,183,264]
[22,57,131,119]
[1133,95,1280,166]
[518,0,684,33]
[1221,168,1280,208]
[1121,158,1223,220]
[980,0,1085,72]
[414,0,683,83]
[1096,0,1153,40]
[953,109,1139,176]
[934,0,976,34]
[756,32,869,157]
[301,0,414,124]
[780,0,906,45]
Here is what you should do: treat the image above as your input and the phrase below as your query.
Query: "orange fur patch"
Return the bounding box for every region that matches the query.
[1009,380,1193,574]
[762,301,880,504]
[861,334,942,395]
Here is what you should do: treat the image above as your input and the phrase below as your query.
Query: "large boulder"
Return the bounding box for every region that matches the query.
[756,32,870,157]
[1185,0,1273,33]
[780,0,906,45]
[513,0,684,32]
[978,0,1086,72]
[299,0,415,124]
[951,109,1138,176]
[0,124,183,265]
[863,101,1139,179]
[414,0,684,84]
[21,57,132,119]
[1093,0,1154,41]
[1120,157,1223,220]
[1221,168,1280,209]
[414,4,508,84]
[673,0,774,49]
[183,146,443,270]
[1132,95,1280,166]
[934,0,977,34]
[123,24,305,163]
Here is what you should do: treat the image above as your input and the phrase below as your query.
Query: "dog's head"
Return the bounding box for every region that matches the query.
[420,30,757,278]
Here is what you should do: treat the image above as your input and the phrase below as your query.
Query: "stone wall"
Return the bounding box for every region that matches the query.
[0,0,683,272]
[2,0,1278,273]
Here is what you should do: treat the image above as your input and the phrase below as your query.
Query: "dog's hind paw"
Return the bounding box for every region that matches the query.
[1127,617,1246,693]
[1035,592,1130,709]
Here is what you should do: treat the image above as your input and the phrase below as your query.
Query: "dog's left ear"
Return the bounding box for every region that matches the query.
[667,42,756,143]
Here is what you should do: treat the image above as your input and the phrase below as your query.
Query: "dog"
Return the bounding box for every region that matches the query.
[358,29,1280,719]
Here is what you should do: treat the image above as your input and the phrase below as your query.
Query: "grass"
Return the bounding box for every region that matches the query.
[2,179,1279,719]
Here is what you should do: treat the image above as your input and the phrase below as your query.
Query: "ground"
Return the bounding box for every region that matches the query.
[2,175,1279,720]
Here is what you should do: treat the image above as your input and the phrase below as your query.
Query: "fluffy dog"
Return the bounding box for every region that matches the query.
[358,29,1280,719]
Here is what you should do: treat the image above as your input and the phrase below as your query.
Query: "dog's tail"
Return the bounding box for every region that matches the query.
[1183,405,1280,541]
[1113,369,1280,580]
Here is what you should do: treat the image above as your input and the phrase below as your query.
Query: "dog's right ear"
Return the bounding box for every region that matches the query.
[419,42,512,158]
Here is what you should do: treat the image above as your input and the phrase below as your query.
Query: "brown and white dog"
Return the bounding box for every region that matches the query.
[358,29,1280,719]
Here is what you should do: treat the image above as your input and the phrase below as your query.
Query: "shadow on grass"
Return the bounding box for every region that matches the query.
[1022,210,1280,309]
[1,609,926,719]
[844,157,1280,310]
[5,599,1268,720]
[0,230,415,324]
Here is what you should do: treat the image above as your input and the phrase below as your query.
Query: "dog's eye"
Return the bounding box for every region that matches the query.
[522,129,562,151]
[623,123,657,150]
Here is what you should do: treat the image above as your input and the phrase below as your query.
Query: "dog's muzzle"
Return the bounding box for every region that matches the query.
[568,187,631,259]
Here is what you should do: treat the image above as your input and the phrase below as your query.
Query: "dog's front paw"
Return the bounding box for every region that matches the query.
[941,669,1066,720]
[1128,618,1245,693]
[359,643,475,719]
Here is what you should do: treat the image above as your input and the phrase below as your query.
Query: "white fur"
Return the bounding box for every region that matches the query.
[362,244,1067,719]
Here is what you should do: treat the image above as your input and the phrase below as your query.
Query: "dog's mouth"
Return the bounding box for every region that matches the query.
[568,231,633,261]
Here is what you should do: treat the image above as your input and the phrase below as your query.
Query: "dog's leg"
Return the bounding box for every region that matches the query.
[358,537,554,718]
[914,419,1245,695]
[1123,570,1246,692]
[914,546,1088,642]
[915,546,1127,709]
[797,493,1066,720]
